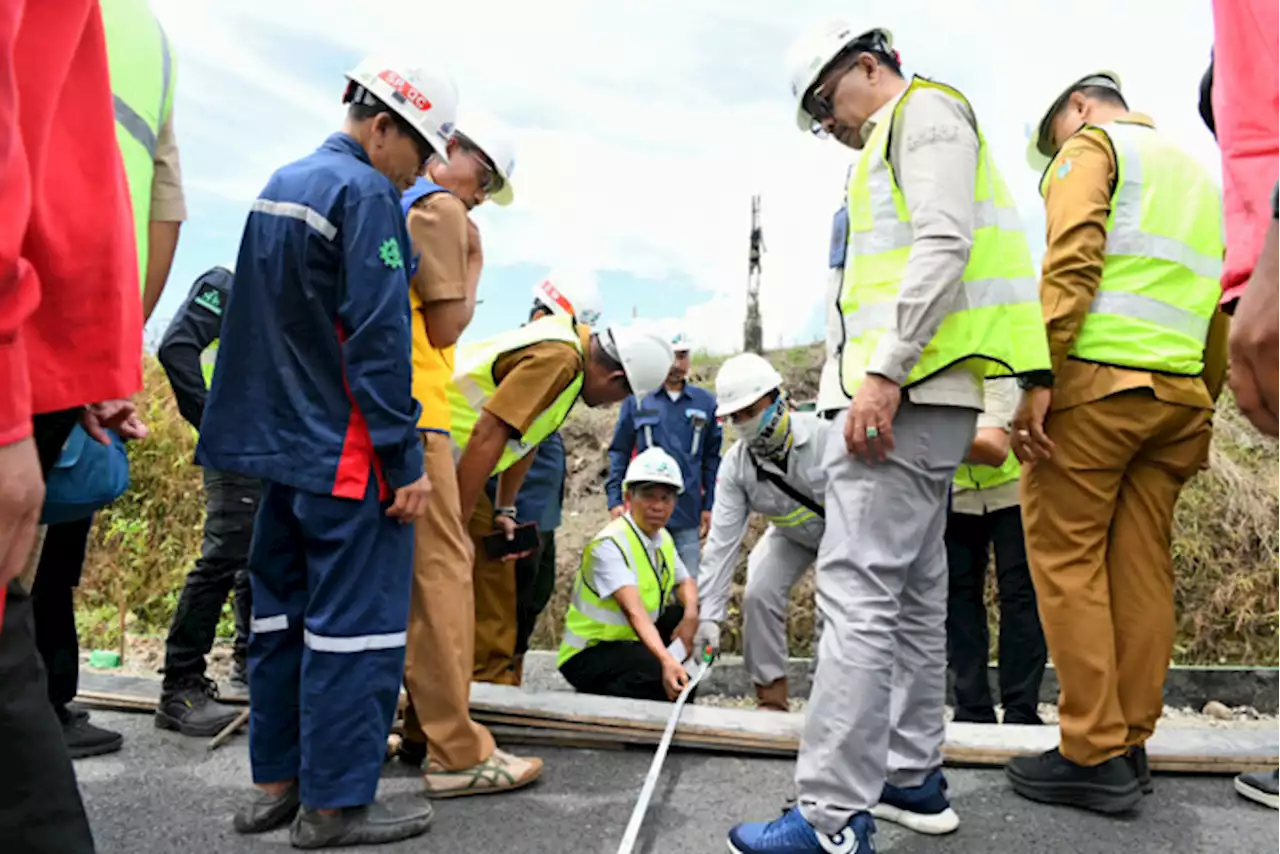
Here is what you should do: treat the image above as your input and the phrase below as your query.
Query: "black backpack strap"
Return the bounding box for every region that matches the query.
[751,455,825,520]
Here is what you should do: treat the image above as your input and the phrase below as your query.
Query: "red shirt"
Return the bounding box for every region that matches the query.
[0,0,142,448]
[1212,0,1280,304]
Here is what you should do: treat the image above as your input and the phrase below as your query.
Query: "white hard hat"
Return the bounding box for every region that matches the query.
[670,328,694,353]
[343,56,459,163]
[623,447,685,494]
[532,269,603,326]
[603,322,675,400]
[786,21,894,133]
[714,352,784,418]
[455,112,517,206]
[1025,70,1123,173]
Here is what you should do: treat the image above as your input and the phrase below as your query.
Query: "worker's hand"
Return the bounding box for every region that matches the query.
[661,654,691,700]
[83,399,148,444]
[609,504,626,520]
[692,620,721,659]
[386,473,432,523]
[1229,242,1280,436]
[493,514,535,562]
[699,510,711,538]
[674,610,699,657]
[845,374,900,463]
[1011,387,1055,466]
[0,437,46,589]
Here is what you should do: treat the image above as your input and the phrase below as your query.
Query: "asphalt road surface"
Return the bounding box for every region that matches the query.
[75,711,1277,854]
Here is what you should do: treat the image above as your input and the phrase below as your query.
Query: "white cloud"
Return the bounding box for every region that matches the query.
[152,0,1219,354]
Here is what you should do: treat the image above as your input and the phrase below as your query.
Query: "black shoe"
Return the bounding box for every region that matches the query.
[1234,769,1279,810]
[1126,745,1153,794]
[952,708,998,725]
[1005,748,1142,815]
[155,675,244,737]
[1001,707,1044,726]
[229,654,249,692]
[62,708,124,759]
[395,738,426,769]
[289,800,434,849]
[234,783,301,834]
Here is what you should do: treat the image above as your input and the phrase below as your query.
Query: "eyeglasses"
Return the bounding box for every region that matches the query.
[633,485,678,503]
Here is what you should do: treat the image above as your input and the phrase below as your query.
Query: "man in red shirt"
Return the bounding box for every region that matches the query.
[0,2,147,852]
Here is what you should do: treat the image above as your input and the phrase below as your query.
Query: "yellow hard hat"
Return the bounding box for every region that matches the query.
[1025,70,1122,173]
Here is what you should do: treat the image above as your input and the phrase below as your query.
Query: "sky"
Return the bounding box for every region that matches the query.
[146,0,1222,355]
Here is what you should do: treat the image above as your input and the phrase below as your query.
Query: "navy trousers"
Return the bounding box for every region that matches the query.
[247,478,413,810]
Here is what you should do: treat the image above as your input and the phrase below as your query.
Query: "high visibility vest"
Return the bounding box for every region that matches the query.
[953,450,1020,493]
[446,314,585,475]
[840,77,1050,396]
[557,516,677,668]
[200,343,218,388]
[1040,122,1224,375]
[100,0,175,294]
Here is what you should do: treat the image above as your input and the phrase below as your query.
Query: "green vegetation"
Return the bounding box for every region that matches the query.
[78,349,1279,666]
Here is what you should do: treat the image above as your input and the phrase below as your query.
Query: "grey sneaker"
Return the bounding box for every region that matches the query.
[1126,745,1153,794]
[289,800,434,849]
[234,783,301,834]
[1234,769,1279,810]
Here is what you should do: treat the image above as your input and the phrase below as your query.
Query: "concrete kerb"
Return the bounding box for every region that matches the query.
[519,652,1280,714]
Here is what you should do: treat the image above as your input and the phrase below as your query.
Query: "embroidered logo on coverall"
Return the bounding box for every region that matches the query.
[378,238,404,270]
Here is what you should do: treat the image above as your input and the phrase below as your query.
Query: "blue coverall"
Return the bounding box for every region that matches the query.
[606,385,721,574]
[197,133,423,810]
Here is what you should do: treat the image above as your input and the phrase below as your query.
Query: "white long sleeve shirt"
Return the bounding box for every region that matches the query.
[697,413,830,622]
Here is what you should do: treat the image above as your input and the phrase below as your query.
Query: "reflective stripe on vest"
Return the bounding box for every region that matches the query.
[1040,122,1224,376]
[953,450,1020,493]
[446,314,585,474]
[557,516,676,668]
[101,0,174,294]
[766,506,819,528]
[840,77,1050,397]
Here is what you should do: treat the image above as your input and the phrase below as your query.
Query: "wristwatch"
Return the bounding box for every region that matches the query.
[494,505,517,521]
[1017,370,1054,390]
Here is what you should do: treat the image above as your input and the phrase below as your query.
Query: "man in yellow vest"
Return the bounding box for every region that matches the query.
[25,0,188,764]
[395,117,545,800]
[945,378,1045,727]
[558,447,701,701]
[154,263,256,737]
[1007,71,1229,815]
[729,22,1051,853]
[100,0,186,318]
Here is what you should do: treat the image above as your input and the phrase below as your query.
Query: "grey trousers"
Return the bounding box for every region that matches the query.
[796,402,976,834]
[742,527,815,686]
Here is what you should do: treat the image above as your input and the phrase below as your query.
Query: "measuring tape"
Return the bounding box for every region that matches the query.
[616,645,715,854]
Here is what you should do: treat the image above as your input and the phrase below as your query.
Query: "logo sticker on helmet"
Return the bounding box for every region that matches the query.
[377,70,432,112]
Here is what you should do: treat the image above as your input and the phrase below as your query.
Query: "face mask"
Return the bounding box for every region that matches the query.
[744,397,794,460]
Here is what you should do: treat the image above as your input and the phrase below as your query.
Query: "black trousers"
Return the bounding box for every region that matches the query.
[945,504,1046,724]
[513,529,557,659]
[0,409,96,854]
[162,467,258,689]
[559,607,696,703]
[31,513,92,718]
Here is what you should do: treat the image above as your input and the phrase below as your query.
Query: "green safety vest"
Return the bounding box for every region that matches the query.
[446,314,584,475]
[953,450,1020,493]
[200,343,218,388]
[558,516,677,668]
[840,77,1050,396]
[1039,122,1224,376]
[100,0,175,294]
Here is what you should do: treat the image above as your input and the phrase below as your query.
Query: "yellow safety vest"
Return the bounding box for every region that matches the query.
[558,516,677,668]
[446,314,585,475]
[1040,122,1224,376]
[100,0,175,294]
[840,77,1050,396]
[953,450,1020,493]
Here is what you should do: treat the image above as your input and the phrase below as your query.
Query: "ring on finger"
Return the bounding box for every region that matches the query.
[866,426,879,438]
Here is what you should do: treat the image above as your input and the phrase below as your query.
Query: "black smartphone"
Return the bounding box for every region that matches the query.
[481,522,540,560]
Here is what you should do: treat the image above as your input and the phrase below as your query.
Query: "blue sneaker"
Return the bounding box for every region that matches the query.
[871,769,960,835]
[728,807,875,853]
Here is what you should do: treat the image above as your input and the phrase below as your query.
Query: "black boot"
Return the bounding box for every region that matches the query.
[61,707,124,758]
[289,801,434,849]
[155,675,244,737]
[395,737,426,769]
[228,652,249,696]
[1005,748,1142,814]
[1126,745,1153,794]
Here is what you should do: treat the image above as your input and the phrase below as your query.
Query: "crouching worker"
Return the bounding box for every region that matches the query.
[558,448,701,702]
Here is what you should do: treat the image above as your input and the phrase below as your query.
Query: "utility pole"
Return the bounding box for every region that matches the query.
[744,194,764,354]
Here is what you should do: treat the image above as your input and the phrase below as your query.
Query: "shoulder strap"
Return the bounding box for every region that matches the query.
[750,454,824,520]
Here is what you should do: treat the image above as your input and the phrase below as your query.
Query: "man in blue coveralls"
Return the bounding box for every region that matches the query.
[196,55,457,849]
[607,327,721,576]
